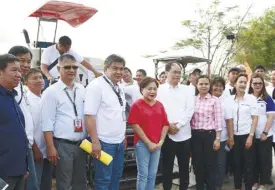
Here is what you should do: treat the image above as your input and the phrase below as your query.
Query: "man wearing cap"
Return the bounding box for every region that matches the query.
[187,68,201,94]
[223,67,240,98]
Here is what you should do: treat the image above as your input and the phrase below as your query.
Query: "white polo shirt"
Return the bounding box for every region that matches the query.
[223,83,234,99]
[41,80,86,141]
[157,83,195,142]
[41,44,84,78]
[124,83,142,107]
[15,82,34,146]
[26,91,47,158]
[84,76,126,144]
[220,95,234,142]
[230,94,258,135]
[254,95,275,138]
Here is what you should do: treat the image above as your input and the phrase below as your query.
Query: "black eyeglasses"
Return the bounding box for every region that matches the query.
[60,65,78,70]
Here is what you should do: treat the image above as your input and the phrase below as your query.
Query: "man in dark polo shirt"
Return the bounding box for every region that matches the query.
[0,54,28,190]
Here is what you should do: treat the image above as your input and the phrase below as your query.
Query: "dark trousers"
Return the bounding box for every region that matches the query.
[254,136,273,185]
[216,141,227,188]
[233,134,255,190]
[162,137,191,190]
[4,175,25,190]
[191,130,217,190]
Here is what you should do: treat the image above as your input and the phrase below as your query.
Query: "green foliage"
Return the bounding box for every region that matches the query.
[175,0,249,75]
[235,8,275,70]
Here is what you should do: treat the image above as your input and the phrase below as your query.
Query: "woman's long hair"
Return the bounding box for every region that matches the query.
[248,73,269,101]
[195,75,212,96]
[231,73,248,95]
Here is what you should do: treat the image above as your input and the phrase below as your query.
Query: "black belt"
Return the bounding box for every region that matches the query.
[192,129,215,132]
[54,137,81,145]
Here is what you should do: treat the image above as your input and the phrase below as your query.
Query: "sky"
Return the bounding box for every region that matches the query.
[0,0,274,76]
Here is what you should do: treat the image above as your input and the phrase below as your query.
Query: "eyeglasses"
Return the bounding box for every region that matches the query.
[60,65,78,70]
[252,82,263,86]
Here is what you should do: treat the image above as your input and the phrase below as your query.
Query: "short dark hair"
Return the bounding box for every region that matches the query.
[211,76,225,89]
[58,36,72,46]
[0,54,19,71]
[254,65,265,72]
[139,77,159,94]
[25,68,43,81]
[104,54,125,67]
[8,46,33,59]
[195,75,211,95]
[228,67,240,74]
[159,71,165,77]
[192,68,202,75]
[124,67,132,75]
[136,69,147,77]
[165,62,181,72]
[58,54,76,64]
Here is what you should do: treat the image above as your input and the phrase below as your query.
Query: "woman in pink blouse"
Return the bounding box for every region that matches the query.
[191,75,222,190]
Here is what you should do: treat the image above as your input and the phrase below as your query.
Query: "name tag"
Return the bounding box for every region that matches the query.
[74,119,83,132]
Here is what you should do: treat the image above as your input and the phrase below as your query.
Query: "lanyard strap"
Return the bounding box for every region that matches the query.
[64,89,78,117]
[103,76,123,107]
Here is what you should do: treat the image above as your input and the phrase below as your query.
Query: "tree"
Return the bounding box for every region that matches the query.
[174,0,251,76]
[235,9,275,70]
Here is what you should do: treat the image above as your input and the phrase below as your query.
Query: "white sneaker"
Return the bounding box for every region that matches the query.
[252,184,259,190]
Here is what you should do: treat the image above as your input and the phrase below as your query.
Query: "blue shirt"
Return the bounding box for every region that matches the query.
[0,84,28,178]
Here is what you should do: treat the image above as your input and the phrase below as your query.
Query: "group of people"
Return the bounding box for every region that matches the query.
[1,35,275,190]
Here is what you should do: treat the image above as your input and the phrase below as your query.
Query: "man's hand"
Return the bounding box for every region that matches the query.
[47,146,59,165]
[226,138,234,149]
[168,122,179,135]
[33,146,43,164]
[91,140,101,160]
[24,172,29,180]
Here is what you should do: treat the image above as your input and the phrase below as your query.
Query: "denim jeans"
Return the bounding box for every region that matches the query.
[26,147,39,190]
[93,140,124,190]
[135,140,161,190]
[35,158,53,190]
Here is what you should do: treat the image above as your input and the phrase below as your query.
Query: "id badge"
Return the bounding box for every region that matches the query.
[122,111,126,121]
[74,119,83,132]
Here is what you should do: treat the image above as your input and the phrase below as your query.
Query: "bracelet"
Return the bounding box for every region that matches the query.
[216,137,220,140]
[249,133,254,136]
[158,140,164,146]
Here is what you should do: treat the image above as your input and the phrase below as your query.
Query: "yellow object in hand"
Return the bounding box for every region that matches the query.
[79,139,113,166]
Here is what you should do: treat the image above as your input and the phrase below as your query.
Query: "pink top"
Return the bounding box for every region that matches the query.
[190,93,222,131]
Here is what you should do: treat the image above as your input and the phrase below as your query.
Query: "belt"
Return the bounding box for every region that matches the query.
[53,137,81,145]
[192,129,215,132]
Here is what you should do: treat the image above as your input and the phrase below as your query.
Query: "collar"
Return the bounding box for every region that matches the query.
[103,74,118,87]
[198,93,211,99]
[234,93,249,101]
[226,83,234,89]
[0,84,18,97]
[165,82,179,89]
[27,90,41,99]
[56,79,78,91]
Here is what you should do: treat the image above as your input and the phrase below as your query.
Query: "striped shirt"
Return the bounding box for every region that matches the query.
[191,93,223,131]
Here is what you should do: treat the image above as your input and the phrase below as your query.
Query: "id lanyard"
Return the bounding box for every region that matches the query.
[64,88,78,118]
[103,76,123,107]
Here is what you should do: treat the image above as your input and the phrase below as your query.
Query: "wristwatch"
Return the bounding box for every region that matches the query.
[263,131,268,136]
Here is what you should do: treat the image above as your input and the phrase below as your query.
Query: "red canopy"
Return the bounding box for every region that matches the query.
[29,1,98,27]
